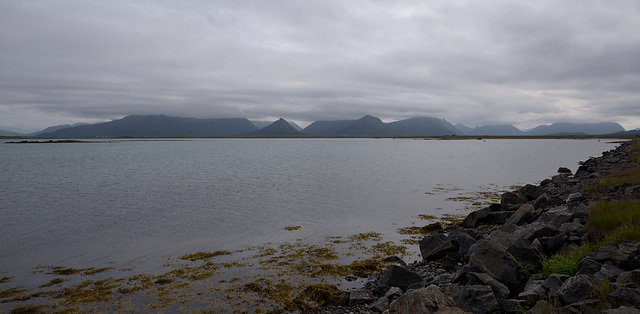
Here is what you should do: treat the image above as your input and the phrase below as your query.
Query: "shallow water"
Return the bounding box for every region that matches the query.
[0,138,618,281]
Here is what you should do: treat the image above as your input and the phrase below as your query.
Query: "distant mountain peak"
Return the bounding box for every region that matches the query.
[245,118,306,137]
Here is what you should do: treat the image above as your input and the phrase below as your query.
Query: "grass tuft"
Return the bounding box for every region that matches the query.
[587,200,640,241]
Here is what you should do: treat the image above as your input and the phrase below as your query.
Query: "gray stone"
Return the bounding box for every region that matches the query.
[542,234,568,253]
[557,274,596,305]
[505,204,536,226]
[349,289,373,306]
[454,285,499,314]
[542,274,569,298]
[608,288,640,308]
[431,273,455,284]
[369,296,389,313]
[518,278,546,304]
[461,207,491,228]
[501,192,528,211]
[602,306,640,314]
[388,285,456,314]
[506,236,543,269]
[468,240,519,284]
[534,193,550,209]
[420,234,455,261]
[525,300,558,314]
[576,258,603,277]
[617,270,640,288]
[595,264,625,282]
[467,272,510,300]
[379,265,424,292]
[519,184,543,201]
[447,230,478,257]
[566,192,583,203]
[498,299,523,312]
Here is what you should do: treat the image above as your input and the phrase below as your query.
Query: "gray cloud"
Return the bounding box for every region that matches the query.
[1,0,639,131]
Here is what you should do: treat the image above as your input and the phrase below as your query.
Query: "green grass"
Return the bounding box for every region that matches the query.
[541,241,602,277]
[587,200,640,241]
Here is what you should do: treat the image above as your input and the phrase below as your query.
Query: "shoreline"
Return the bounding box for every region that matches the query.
[328,139,640,313]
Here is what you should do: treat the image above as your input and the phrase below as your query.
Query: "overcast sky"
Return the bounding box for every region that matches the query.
[1,1,640,132]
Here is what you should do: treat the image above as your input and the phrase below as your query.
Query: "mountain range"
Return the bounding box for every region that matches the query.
[0,114,629,138]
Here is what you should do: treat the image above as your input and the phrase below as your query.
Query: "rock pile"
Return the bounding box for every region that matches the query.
[327,140,640,313]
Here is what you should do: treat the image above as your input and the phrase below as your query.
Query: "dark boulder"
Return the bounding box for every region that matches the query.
[557,274,596,305]
[505,204,536,226]
[454,285,499,314]
[447,229,479,257]
[378,265,424,292]
[607,288,640,308]
[467,272,510,300]
[468,240,519,284]
[461,207,491,228]
[419,234,455,261]
[501,192,527,211]
[542,274,569,299]
[519,184,543,201]
[387,285,456,314]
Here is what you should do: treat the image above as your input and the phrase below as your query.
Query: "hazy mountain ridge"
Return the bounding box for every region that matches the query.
[4,114,631,138]
[244,118,306,136]
[39,115,258,138]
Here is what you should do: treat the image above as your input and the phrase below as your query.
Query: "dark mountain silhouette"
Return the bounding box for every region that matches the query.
[338,115,391,136]
[29,123,89,136]
[303,119,354,136]
[39,115,258,138]
[252,120,304,131]
[244,118,306,136]
[455,124,524,136]
[304,115,461,137]
[0,129,22,136]
[526,122,625,135]
[389,117,461,136]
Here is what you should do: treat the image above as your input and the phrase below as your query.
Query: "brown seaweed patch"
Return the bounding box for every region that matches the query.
[8,304,51,313]
[0,286,28,300]
[0,276,13,284]
[39,278,69,288]
[397,222,443,235]
[417,214,438,220]
[179,250,231,261]
[283,226,301,231]
[348,232,382,242]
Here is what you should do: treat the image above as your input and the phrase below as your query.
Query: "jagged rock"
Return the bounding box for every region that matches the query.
[369,296,389,313]
[557,167,572,175]
[379,265,424,292]
[518,278,546,304]
[569,203,590,220]
[454,285,499,314]
[565,192,583,203]
[505,204,536,226]
[419,234,455,261]
[461,207,491,228]
[591,242,640,270]
[505,236,543,269]
[441,253,460,271]
[432,273,455,285]
[533,193,550,209]
[525,300,558,314]
[387,285,456,314]
[468,240,519,284]
[536,206,572,228]
[542,274,569,298]
[602,306,640,313]
[559,221,584,236]
[485,212,514,225]
[616,270,640,288]
[576,258,603,277]
[498,299,523,312]
[625,185,640,196]
[595,264,625,282]
[349,289,373,306]
[557,274,596,305]
[563,299,600,313]
[467,272,510,300]
[541,234,568,253]
[524,223,560,242]
[500,192,528,211]
[608,288,640,308]
[519,184,543,201]
[447,230,478,257]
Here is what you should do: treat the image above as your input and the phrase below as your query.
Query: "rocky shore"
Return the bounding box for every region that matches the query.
[317,140,640,313]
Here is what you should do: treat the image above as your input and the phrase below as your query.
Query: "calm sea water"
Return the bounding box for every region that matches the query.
[0,138,618,280]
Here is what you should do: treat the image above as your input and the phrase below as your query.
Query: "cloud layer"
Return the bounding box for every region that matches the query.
[1,0,639,130]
